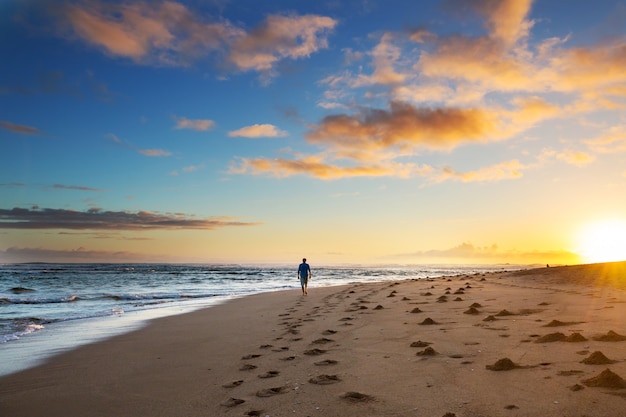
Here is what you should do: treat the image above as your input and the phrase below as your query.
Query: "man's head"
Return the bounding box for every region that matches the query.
[302,258,306,262]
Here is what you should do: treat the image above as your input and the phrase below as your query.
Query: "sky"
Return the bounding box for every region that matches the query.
[1,0,626,266]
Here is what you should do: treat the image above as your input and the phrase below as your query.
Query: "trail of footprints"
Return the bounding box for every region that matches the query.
[220,285,376,413]
[221,274,626,415]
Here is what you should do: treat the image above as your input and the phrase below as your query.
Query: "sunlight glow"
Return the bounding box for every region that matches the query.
[578,220,626,264]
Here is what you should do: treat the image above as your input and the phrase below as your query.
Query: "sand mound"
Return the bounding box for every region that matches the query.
[566,332,587,342]
[417,347,437,356]
[463,307,480,315]
[410,340,431,347]
[495,309,514,316]
[535,332,566,343]
[543,319,576,327]
[486,358,517,371]
[582,369,626,388]
[483,315,497,322]
[454,297,463,301]
[419,317,437,325]
[581,351,616,365]
[593,330,626,341]
[410,307,423,313]
[374,305,384,310]
[470,303,482,308]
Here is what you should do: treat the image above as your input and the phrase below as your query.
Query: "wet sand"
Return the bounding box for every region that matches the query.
[1,261,626,417]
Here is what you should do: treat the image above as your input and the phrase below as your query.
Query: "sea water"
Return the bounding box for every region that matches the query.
[0,263,523,376]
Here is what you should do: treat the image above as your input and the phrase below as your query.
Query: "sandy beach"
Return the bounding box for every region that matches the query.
[1,262,626,417]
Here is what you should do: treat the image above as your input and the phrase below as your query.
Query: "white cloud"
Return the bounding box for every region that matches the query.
[228,124,288,138]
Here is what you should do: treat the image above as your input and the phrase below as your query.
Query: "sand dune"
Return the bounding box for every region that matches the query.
[1,261,626,417]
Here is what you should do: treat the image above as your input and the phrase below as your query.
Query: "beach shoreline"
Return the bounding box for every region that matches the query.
[1,262,626,416]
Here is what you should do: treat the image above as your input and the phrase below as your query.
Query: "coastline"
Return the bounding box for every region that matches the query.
[1,262,626,416]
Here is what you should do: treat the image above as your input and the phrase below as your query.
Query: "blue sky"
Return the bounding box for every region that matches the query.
[2,0,626,265]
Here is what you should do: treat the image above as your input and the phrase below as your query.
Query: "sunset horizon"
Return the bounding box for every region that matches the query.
[2,0,626,266]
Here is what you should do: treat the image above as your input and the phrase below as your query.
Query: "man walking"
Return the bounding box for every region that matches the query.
[298,258,311,295]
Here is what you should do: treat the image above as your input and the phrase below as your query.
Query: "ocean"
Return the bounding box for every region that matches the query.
[0,263,523,376]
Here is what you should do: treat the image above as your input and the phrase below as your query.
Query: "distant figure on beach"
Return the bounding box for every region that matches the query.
[298,258,311,295]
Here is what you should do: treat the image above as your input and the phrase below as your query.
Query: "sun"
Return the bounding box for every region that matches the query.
[577,219,626,264]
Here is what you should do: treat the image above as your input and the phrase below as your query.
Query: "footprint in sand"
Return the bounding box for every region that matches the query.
[340,391,374,402]
[256,386,289,397]
[222,380,244,388]
[322,329,337,335]
[258,371,280,379]
[280,356,296,361]
[241,354,262,360]
[315,359,338,366]
[244,410,264,416]
[240,364,258,371]
[221,397,245,407]
[309,374,341,385]
[304,348,327,355]
[311,338,334,345]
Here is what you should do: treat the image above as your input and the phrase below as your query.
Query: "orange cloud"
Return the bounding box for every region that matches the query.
[175,117,215,131]
[61,1,335,77]
[63,1,240,64]
[0,120,42,135]
[229,156,433,180]
[228,14,337,72]
[473,0,534,47]
[306,101,500,153]
[585,126,626,153]
[228,124,288,138]
[435,159,526,183]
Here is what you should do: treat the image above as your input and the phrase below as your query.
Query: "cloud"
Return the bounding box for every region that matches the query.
[228,14,337,73]
[228,124,288,138]
[138,148,172,157]
[434,160,526,183]
[306,101,501,155]
[62,1,242,65]
[0,246,155,263]
[584,126,626,153]
[51,184,107,192]
[555,150,595,167]
[170,164,203,176]
[0,207,262,230]
[175,117,215,131]
[391,241,581,264]
[0,120,42,135]
[59,1,336,79]
[106,133,171,157]
[229,155,434,180]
